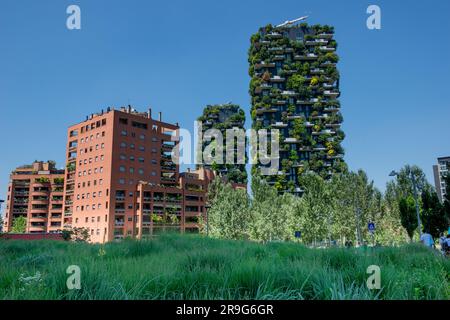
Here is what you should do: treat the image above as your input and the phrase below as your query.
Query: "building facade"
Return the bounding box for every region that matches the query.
[197,103,247,184]
[248,20,346,193]
[62,106,213,242]
[3,161,64,233]
[433,156,450,202]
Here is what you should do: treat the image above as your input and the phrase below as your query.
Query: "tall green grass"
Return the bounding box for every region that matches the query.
[0,234,448,300]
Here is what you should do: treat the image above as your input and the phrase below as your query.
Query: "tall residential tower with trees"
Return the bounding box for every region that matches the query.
[249,20,346,193]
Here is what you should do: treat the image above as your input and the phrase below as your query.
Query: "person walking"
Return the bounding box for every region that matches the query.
[420,231,434,248]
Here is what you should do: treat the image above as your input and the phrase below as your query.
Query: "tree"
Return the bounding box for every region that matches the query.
[62,227,90,242]
[248,178,296,242]
[421,189,446,238]
[203,179,249,240]
[10,216,27,233]
[399,196,418,241]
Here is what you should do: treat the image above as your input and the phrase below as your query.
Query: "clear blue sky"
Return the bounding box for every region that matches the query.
[1,0,449,211]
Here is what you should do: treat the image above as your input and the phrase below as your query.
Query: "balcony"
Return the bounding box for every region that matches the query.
[324,90,340,97]
[161,165,176,171]
[272,122,288,128]
[268,46,284,52]
[115,208,125,214]
[317,33,333,39]
[294,53,318,61]
[315,38,328,44]
[310,68,324,75]
[255,62,275,70]
[324,106,339,112]
[284,138,299,143]
[319,46,335,52]
[281,90,296,96]
[115,196,125,201]
[14,191,30,196]
[266,32,282,38]
[321,62,336,68]
[114,220,125,227]
[273,55,285,61]
[297,98,318,105]
[286,114,303,120]
[12,209,28,214]
[270,76,285,82]
[305,40,318,46]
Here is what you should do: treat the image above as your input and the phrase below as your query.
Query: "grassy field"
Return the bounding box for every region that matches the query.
[0,233,449,300]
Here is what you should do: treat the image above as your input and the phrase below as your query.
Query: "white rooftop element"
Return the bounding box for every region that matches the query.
[276,16,309,28]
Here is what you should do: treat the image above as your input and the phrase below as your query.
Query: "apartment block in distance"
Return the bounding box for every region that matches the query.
[433,156,450,202]
[248,18,346,193]
[3,161,64,233]
[63,106,213,243]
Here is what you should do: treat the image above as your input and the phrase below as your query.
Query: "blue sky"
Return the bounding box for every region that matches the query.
[1,0,449,210]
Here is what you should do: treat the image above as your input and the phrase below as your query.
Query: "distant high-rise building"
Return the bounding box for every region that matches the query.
[62,106,213,242]
[433,156,450,202]
[3,161,64,233]
[197,103,248,184]
[248,20,346,193]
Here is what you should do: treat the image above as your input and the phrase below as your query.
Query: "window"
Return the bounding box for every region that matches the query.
[132,121,148,130]
[120,142,127,148]
[130,144,135,149]
[138,169,144,175]
[120,154,126,160]
[151,171,156,176]
[129,156,135,161]
[139,146,145,151]
[139,134,145,140]
[121,130,127,136]
[138,157,144,163]
[119,118,128,125]
[129,167,134,174]
[119,178,125,185]
[119,166,126,172]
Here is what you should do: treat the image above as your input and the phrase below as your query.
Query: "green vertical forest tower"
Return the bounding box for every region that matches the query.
[197,103,248,184]
[249,21,346,193]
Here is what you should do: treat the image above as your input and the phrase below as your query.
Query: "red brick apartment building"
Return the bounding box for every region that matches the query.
[63,106,215,242]
[3,161,64,233]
